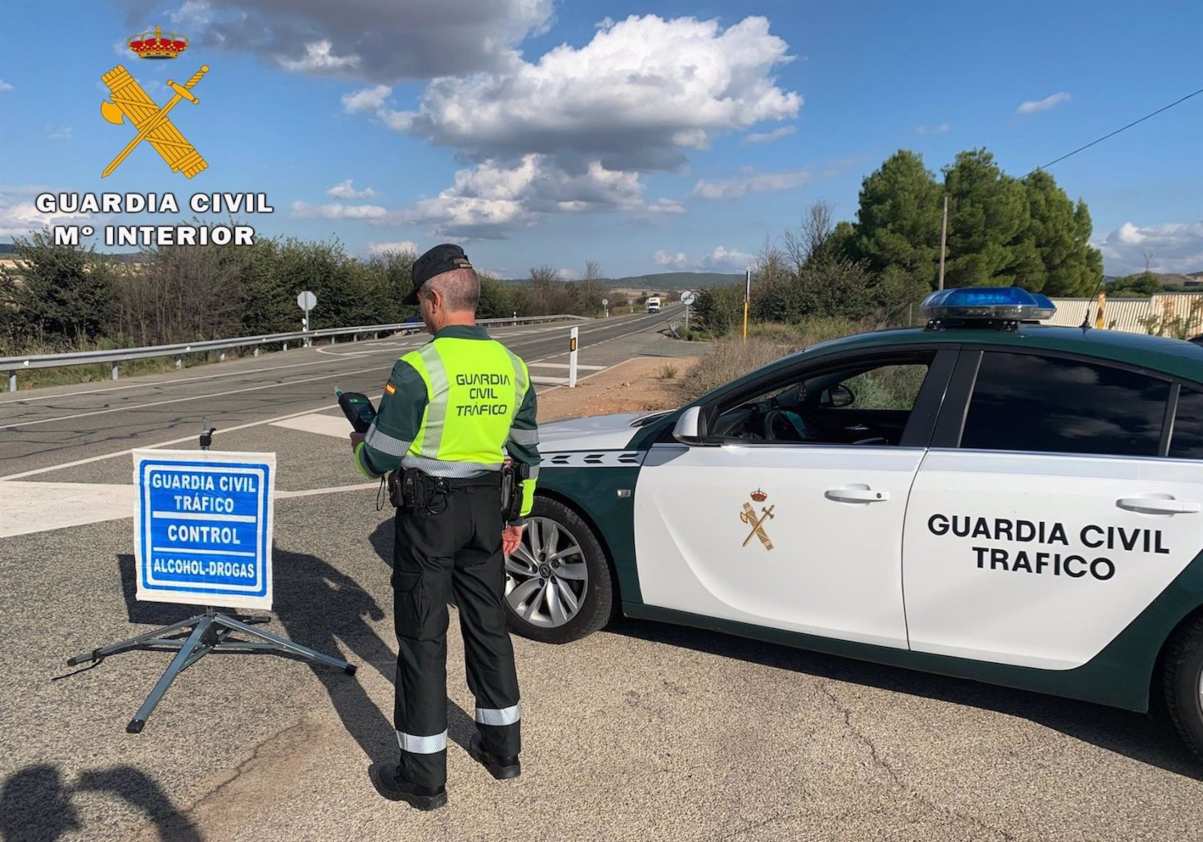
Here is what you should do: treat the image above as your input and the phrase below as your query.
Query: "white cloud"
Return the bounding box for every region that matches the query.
[277,40,360,73]
[125,0,555,81]
[290,200,388,220]
[404,154,679,238]
[692,168,811,200]
[0,80,13,93]
[0,188,93,237]
[368,241,416,255]
[327,179,376,199]
[341,84,391,114]
[704,245,754,270]
[557,268,579,281]
[396,15,801,171]
[745,125,796,144]
[653,245,753,271]
[1097,221,1203,275]
[1016,92,1071,115]
[47,126,72,142]
[916,122,950,135]
[654,250,690,269]
[170,0,212,27]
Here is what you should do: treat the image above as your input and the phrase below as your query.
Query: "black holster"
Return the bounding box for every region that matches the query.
[500,462,529,522]
[388,468,449,513]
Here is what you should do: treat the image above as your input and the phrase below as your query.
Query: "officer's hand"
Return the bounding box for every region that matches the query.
[349,432,365,450]
[502,524,525,557]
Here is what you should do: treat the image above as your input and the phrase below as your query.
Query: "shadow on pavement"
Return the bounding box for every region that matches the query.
[607,617,1203,781]
[0,763,201,842]
[110,545,475,767]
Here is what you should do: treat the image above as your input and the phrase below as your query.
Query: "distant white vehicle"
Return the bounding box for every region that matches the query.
[646,296,662,313]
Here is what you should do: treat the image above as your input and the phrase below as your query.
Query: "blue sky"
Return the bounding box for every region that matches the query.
[0,0,1200,277]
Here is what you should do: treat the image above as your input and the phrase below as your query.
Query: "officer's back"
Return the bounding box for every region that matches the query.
[352,244,539,811]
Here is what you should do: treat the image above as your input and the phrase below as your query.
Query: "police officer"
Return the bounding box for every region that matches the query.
[352,244,540,811]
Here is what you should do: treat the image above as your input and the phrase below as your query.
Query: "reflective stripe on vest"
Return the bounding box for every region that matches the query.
[400,337,528,469]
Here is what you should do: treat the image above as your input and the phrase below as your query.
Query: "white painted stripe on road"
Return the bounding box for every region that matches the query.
[0,310,676,481]
[0,478,380,537]
[271,413,350,439]
[528,362,605,370]
[0,481,135,537]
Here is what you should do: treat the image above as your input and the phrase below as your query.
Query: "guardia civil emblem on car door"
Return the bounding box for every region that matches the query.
[740,488,775,551]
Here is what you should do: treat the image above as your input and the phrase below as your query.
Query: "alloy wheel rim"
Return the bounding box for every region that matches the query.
[505,517,587,628]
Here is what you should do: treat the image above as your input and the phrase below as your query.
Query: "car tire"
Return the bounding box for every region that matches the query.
[1161,613,1203,760]
[503,496,613,644]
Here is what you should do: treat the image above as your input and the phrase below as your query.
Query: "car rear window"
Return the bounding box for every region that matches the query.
[961,352,1169,457]
[1171,387,1203,459]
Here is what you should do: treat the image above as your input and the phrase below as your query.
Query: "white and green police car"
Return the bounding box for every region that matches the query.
[506,287,1203,757]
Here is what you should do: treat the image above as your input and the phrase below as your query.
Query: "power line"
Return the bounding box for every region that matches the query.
[1034,86,1203,173]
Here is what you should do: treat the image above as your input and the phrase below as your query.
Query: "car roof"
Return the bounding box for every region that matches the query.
[784,324,1203,384]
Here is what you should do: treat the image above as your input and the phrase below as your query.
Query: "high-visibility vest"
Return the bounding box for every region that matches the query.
[400,336,530,475]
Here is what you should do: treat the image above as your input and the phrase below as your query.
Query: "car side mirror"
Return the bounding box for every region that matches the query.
[822,384,855,408]
[673,406,707,445]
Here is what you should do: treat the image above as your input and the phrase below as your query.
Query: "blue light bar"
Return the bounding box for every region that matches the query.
[922,287,1056,322]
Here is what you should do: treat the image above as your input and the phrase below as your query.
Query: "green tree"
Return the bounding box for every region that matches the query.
[1016,170,1101,295]
[0,232,117,347]
[851,150,943,291]
[941,149,1030,286]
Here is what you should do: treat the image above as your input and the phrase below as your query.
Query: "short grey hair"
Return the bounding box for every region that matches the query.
[418,267,480,312]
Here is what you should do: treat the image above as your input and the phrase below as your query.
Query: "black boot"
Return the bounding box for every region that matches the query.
[368,762,448,810]
[468,734,521,780]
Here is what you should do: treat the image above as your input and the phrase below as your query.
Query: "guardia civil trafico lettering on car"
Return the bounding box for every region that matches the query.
[506,287,1203,760]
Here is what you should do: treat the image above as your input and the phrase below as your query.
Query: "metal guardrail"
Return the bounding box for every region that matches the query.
[1,314,587,391]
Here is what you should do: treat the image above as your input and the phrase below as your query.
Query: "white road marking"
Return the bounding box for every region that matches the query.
[0,320,578,405]
[271,413,350,439]
[0,310,676,481]
[0,478,383,537]
[528,362,605,371]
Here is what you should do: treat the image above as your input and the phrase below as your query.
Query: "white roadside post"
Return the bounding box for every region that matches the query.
[681,289,696,335]
[297,290,317,348]
[568,326,579,388]
[602,297,609,319]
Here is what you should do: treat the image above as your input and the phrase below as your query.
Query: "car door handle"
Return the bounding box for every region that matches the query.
[1116,495,1201,515]
[825,485,890,504]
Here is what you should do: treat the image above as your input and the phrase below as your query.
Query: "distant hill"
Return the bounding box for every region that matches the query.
[1105,271,1203,288]
[606,271,742,290]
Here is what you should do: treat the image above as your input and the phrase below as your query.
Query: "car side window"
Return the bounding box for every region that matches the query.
[711,353,935,446]
[1170,387,1203,459]
[961,352,1169,457]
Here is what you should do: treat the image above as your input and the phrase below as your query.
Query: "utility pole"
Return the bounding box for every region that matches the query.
[938,194,948,291]
[742,267,751,341]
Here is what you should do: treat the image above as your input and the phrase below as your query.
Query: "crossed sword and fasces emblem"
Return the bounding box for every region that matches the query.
[740,500,775,550]
[99,64,209,178]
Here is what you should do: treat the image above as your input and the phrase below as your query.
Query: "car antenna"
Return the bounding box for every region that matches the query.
[1080,274,1108,330]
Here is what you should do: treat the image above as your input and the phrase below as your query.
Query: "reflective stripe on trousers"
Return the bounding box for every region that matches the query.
[475,703,521,727]
[397,729,448,754]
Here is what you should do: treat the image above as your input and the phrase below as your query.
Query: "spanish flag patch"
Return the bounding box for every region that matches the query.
[384,382,397,395]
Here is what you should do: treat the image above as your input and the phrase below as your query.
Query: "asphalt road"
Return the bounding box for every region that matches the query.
[4,303,1203,841]
[0,307,682,479]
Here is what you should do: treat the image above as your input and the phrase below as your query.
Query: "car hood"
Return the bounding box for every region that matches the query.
[538,413,643,451]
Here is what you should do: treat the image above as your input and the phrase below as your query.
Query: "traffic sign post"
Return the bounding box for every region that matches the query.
[66,445,354,733]
[297,290,317,348]
[568,326,579,388]
[680,290,696,334]
[601,297,609,319]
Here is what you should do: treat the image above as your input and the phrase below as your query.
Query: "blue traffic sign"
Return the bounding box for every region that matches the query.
[134,450,276,610]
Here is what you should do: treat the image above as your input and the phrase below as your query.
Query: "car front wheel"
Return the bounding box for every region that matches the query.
[503,497,612,644]
[1162,613,1203,760]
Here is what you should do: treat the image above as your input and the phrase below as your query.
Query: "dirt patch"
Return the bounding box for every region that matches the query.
[538,356,700,422]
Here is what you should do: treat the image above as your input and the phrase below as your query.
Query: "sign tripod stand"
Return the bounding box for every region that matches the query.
[65,423,356,734]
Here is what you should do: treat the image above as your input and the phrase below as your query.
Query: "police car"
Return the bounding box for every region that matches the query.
[507,287,1203,757]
